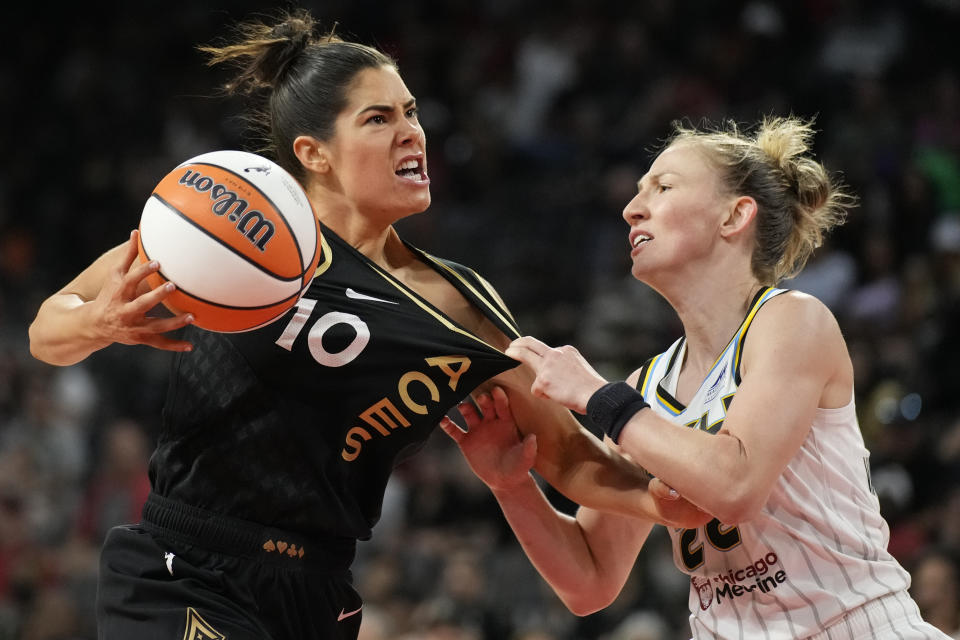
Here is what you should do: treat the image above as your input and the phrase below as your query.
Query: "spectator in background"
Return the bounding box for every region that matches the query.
[73,418,150,546]
[911,548,960,638]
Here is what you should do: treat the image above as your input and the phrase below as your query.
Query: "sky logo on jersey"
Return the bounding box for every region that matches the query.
[704,364,727,403]
[692,551,789,610]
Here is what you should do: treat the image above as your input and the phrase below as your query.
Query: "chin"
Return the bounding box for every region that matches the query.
[410,192,432,214]
[393,197,431,222]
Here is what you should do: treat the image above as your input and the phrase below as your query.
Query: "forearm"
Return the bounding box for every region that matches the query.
[615,409,753,522]
[498,374,669,520]
[531,433,661,519]
[29,294,110,366]
[490,475,647,615]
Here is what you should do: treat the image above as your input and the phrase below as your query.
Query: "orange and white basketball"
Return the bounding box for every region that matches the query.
[138,150,322,332]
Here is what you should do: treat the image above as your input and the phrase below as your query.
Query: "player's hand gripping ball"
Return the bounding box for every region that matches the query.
[137,150,323,332]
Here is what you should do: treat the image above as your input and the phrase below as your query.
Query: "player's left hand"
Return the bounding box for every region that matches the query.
[505,336,607,414]
[440,387,536,492]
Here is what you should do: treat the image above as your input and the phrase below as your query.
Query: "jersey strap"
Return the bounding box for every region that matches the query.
[733,286,787,385]
[410,247,521,340]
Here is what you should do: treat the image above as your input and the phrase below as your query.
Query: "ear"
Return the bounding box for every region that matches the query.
[720,196,758,240]
[292,135,330,174]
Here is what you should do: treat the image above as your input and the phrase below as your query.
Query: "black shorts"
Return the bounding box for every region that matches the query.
[96,494,363,640]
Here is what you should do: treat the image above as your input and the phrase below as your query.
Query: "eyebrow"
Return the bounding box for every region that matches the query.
[357,98,417,116]
[637,172,673,191]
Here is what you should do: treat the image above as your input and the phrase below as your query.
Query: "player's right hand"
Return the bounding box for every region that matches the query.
[440,386,536,492]
[89,230,194,352]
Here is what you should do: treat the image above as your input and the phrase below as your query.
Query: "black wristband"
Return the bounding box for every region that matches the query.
[586,381,650,444]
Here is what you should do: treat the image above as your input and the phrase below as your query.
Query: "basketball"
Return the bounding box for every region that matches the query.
[137,150,322,333]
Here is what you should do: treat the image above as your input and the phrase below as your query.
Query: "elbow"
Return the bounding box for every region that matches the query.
[27,321,67,367]
[27,322,47,363]
[696,440,768,524]
[708,484,766,525]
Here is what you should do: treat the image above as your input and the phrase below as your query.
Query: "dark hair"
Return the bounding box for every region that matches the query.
[198,9,397,181]
[668,116,856,284]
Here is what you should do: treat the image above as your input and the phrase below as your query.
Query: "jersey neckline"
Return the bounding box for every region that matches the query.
[317,222,512,355]
[653,286,784,414]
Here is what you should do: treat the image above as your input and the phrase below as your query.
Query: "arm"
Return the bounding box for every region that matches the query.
[440,388,656,615]
[481,363,709,526]
[462,279,710,526]
[507,292,852,524]
[28,230,194,366]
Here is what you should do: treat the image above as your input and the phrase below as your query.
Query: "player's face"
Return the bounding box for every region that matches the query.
[325,65,430,221]
[621,142,732,283]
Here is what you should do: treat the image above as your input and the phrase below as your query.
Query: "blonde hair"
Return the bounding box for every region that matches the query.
[668,116,856,284]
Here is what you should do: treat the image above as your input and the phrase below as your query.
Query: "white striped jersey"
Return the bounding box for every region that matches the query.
[637,287,924,640]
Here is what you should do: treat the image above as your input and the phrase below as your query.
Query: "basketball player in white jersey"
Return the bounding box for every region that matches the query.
[441,116,949,639]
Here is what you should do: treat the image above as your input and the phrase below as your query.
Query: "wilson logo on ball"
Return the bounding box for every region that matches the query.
[137,150,324,333]
[178,169,275,251]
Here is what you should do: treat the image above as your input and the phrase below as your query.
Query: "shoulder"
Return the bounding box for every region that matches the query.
[757,289,840,337]
[744,289,848,374]
[742,289,854,408]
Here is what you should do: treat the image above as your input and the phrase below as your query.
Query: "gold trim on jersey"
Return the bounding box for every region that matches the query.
[417,252,521,339]
[361,260,505,353]
[313,233,334,278]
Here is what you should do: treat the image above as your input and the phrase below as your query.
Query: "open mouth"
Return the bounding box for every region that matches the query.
[395,158,428,182]
[632,234,651,248]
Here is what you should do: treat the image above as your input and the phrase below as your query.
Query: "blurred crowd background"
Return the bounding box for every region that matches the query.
[1,1,959,638]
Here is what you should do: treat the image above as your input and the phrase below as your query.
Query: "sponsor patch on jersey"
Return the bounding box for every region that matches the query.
[692,575,714,611]
[693,551,790,610]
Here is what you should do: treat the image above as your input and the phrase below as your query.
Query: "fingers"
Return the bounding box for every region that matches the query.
[649,477,680,501]
[490,386,511,421]
[126,253,161,283]
[438,416,464,443]
[454,388,513,431]
[511,336,551,354]
[504,335,551,366]
[144,312,195,335]
[118,230,141,273]
[129,280,177,315]
[456,398,481,427]
[474,391,495,418]
[136,334,195,352]
[119,239,161,300]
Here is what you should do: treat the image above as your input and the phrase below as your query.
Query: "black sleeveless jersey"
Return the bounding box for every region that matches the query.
[149,224,520,540]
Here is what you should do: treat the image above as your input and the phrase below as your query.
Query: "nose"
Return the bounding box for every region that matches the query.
[622,192,648,224]
[397,119,424,147]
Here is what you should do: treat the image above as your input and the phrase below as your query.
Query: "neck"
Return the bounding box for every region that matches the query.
[308,190,408,270]
[655,265,762,374]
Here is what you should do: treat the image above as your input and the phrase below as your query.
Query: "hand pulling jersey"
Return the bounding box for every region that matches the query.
[149,223,520,541]
[637,287,918,640]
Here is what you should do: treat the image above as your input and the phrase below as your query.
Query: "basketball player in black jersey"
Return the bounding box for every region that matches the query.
[27,9,707,640]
